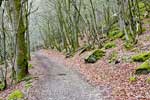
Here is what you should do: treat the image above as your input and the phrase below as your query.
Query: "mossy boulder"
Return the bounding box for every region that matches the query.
[104,42,116,49]
[135,59,150,74]
[7,90,24,100]
[85,49,105,63]
[108,30,124,39]
[0,83,5,91]
[132,52,150,62]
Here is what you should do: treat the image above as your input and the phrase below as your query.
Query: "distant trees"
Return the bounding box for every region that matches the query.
[39,0,149,53]
[117,0,142,45]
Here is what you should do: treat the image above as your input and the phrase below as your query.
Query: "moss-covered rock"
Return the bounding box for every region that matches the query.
[7,90,24,100]
[85,49,105,63]
[0,83,5,91]
[132,52,150,62]
[104,42,116,49]
[135,59,150,74]
[108,30,124,39]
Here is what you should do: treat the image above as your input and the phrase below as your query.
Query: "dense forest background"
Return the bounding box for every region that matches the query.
[0,0,150,99]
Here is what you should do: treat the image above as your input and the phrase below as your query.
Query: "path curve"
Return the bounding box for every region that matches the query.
[28,52,112,100]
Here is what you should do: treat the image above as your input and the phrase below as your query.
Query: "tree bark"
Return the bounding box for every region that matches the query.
[14,0,28,81]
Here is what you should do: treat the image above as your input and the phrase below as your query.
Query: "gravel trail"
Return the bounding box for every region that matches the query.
[28,52,112,100]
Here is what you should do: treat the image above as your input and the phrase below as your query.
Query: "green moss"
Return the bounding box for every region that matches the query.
[139,2,145,8]
[108,30,124,39]
[135,59,150,74]
[108,51,118,64]
[124,41,135,50]
[104,42,116,49]
[25,81,32,89]
[28,64,33,69]
[7,90,24,100]
[15,0,28,82]
[85,49,105,63]
[139,2,148,19]
[0,83,5,91]
[146,77,150,84]
[129,76,137,83]
[132,52,150,62]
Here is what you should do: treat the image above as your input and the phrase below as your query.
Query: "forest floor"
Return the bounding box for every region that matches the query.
[31,19,150,100]
[0,20,150,100]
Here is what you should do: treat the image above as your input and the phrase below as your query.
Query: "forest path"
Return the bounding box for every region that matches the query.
[28,52,111,100]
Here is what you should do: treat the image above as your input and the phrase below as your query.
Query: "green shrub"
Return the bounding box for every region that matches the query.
[85,49,105,63]
[132,52,150,62]
[7,90,24,100]
[135,59,150,74]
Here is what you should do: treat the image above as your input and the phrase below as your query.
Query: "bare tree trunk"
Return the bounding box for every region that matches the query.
[2,7,7,89]
[25,0,31,61]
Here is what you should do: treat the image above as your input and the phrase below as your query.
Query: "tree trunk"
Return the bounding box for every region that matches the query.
[14,0,28,81]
